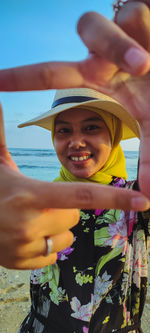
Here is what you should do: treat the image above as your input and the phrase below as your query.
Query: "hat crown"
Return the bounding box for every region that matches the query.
[18,88,140,141]
[53,88,118,104]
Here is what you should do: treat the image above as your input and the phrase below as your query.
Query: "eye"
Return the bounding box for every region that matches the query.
[56,127,71,134]
[85,124,100,131]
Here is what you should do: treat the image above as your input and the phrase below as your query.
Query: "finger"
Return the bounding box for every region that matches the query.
[125,0,150,7]
[0,103,6,147]
[0,62,84,92]
[2,252,58,270]
[30,181,150,211]
[27,208,80,237]
[0,227,58,269]
[12,230,74,259]
[50,230,74,253]
[3,179,150,243]
[77,11,150,75]
[138,124,150,198]
[115,2,150,51]
[5,192,80,236]
[0,104,19,169]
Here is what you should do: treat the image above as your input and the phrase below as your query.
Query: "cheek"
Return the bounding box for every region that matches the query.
[95,135,112,164]
[105,131,112,148]
[93,132,112,150]
[97,146,111,170]
[53,138,60,154]
[104,147,112,161]
[53,138,65,158]
[99,145,111,158]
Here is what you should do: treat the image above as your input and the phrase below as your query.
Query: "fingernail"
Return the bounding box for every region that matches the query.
[131,196,150,211]
[124,47,148,69]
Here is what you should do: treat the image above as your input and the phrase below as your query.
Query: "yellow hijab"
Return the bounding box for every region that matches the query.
[52,107,127,184]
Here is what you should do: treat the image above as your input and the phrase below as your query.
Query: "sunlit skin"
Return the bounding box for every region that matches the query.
[53,108,112,179]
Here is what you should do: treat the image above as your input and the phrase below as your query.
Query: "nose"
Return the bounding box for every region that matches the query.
[68,135,86,150]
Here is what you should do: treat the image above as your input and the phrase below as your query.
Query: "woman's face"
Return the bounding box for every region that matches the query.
[53,108,112,178]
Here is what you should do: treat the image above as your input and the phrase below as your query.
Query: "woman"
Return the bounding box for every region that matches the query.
[18,88,150,333]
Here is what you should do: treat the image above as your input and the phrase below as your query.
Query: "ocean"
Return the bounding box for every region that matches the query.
[9,148,139,181]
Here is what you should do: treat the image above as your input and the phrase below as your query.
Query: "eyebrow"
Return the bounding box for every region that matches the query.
[55,120,71,126]
[55,117,103,126]
[83,117,103,122]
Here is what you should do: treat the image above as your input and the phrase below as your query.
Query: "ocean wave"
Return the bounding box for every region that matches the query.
[18,165,60,169]
[124,152,138,159]
[11,152,56,157]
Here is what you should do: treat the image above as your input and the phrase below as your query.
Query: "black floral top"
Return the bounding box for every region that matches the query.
[18,178,150,333]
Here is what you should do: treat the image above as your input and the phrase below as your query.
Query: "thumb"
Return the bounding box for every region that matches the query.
[0,103,6,147]
[0,104,18,170]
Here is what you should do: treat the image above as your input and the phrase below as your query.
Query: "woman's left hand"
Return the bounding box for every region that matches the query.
[0,1,150,198]
[76,1,150,198]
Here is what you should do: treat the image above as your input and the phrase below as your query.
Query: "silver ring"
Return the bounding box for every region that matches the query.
[45,238,53,257]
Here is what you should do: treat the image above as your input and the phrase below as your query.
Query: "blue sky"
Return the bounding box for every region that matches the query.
[0,0,139,150]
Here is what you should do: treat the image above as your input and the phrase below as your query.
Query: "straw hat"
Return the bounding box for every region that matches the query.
[18,88,140,140]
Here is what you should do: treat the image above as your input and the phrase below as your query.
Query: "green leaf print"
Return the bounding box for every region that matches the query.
[50,287,67,305]
[80,211,90,220]
[102,315,110,324]
[38,264,67,305]
[38,265,54,285]
[53,263,60,285]
[95,227,109,246]
[73,266,94,286]
[95,247,122,276]
[96,209,121,225]
[75,272,93,286]
[83,227,90,233]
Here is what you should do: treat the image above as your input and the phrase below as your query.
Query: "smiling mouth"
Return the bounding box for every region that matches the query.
[69,155,92,162]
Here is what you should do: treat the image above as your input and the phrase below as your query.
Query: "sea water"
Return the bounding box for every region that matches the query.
[9,148,139,181]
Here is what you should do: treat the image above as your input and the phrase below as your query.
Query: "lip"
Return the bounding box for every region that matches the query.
[68,152,92,164]
[68,152,91,157]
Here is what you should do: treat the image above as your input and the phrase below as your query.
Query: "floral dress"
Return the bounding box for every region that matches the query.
[18,178,150,333]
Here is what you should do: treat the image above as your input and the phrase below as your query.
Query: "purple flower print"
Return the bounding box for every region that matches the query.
[70,294,93,321]
[57,237,76,261]
[57,246,74,261]
[114,178,125,188]
[83,326,89,333]
[104,211,128,255]
[127,211,138,236]
[95,209,104,216]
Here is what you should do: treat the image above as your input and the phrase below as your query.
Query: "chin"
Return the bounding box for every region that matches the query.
[72,171,92,179]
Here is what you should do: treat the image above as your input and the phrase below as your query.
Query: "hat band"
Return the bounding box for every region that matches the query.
[52,96,98,108]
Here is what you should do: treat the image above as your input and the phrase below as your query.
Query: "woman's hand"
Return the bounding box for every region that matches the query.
[0,105,79,269]
[77,1,150,198]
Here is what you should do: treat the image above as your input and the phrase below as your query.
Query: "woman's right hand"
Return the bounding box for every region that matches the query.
[0,105,80,269]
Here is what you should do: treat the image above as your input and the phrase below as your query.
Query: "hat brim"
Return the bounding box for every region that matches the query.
[18,99,140,140]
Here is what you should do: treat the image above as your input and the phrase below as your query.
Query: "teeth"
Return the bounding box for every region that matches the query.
[71,156,90,161]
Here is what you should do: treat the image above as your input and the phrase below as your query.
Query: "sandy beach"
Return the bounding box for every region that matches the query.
[0,257,150,333]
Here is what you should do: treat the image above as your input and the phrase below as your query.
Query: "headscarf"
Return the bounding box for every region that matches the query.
[51,107,127,184]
